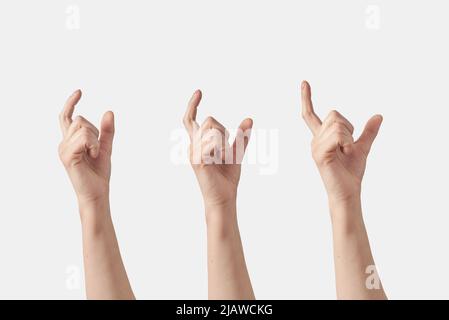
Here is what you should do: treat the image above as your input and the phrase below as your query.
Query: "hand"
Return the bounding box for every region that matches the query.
[301,81,383,205]
[183,90,253,218]
[58,90,115,208]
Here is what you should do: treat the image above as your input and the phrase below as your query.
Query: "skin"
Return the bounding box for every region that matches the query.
[183,90,255,300]
[58,90,134,300]
[300,81,387,300]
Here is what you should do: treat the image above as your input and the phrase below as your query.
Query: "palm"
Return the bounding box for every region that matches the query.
[194,163,241,207]
[320,144,368,200]
[337,144,367,182]
[70,150,111,202]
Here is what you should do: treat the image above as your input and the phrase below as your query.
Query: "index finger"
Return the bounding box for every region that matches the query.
[301,81,322,135]
[183,89,202,138]
[59,89,82,136]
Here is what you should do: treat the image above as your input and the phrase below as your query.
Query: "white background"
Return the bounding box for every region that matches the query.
[0,0,448,299]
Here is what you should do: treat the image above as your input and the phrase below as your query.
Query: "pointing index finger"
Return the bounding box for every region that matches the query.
[59,89,82,136]
[301,81,322,135]
[183,90,202,138]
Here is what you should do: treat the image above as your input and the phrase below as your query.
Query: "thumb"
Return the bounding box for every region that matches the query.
[232,118,253,164]
[356,115,383,155]
[99,111,115,155]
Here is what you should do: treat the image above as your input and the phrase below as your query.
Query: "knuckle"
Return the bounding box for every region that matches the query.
[76,116,87,126]
[334,122,346,131]
[335,132,344,141]
[79,126,89,134]
[312,150,322,165]
[335,129,347,139]
[311,140,320,156]
[57,143,65,158]
[92,126,100,136]
[79,127,91,140]
[336,132,352,145]
[301,110,310,119]
[211,127,222,136]
[311,146,327,166]
[72,117,82,126]
[328,110,338,117]
[205,116,215,124]
[328,110,341,120]
[58,148,70,165]
[310,140,317,152]
[346,123,354,132]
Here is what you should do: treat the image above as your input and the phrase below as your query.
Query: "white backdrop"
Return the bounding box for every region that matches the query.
[0,0,448,299]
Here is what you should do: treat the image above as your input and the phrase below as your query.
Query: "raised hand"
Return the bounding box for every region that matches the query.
[300,81,386,300]
[58,90,134,300]
[183,90,255,300]
[183,90,253,215]
[58,90,115,207]
[301,81,383,204]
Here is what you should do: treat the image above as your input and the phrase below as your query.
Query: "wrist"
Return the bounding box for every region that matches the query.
[326,185,361,205]
[78,196,112,235]
[76,189,110,206]
[205,201,238,237]
[328,195,364,234]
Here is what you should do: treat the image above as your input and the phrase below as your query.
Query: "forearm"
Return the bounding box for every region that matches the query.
[79,199,135,300]
[329,197,386,300]
[206,203,255,300]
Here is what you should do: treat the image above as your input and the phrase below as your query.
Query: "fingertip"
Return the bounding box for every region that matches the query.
[101,111,115,131]
[376,114,383,122]
[301,80,309,90]
[192,89,202,100]
[371,114,383,128]
[72,89,82,98]
[188,89,202,108]
[240,118,253,130]
[65,89,82,106]
[105,110,115,119]
[103,110,114,120]
[377,115,384,131]
[301,81,312,97]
